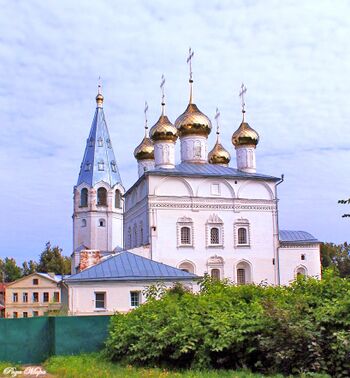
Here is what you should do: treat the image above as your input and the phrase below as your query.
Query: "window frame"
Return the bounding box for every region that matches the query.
[206,214,224,248]
[80,188,88,207]
[97,187,107,206]
[33,292,39,303]
[43,292,49,303]
[13,293,18,303]
[53,292,60,303]
[94,292,106,310]
[234,219,251,248]
[177,217,194,247]
[23,292,28,303]
[33,278,39,285]
[130,291,141,307]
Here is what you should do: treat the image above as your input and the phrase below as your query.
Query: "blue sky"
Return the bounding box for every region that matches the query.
[1,0,350,262]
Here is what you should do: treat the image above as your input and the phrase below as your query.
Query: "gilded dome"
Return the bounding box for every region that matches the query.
[96,93,104,107]
[134,136,154,160]
[232,121,259,147]
[150,115,178,143]
[175,103,212,137]
[208,141,231,165]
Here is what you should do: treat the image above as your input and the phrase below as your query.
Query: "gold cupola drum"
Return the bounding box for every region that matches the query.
[232,84,259,173]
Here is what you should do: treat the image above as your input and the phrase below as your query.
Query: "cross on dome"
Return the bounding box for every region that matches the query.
[144,101,149,135]
[239,83,247,119]
[160,74,166,115]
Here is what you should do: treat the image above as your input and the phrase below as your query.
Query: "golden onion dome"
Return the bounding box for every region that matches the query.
[232,119,259,147]
[150,114,178,143]
[208,141,231,165]
[96,93,104,107]
[175,103,212,137]
[134,135,154,160]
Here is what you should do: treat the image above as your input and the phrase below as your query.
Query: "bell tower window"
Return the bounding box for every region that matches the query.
[98,161,104,171]
[97,187,107,206]
[115,190,122,208]
[98,137,103,147]
[80,188,88,207]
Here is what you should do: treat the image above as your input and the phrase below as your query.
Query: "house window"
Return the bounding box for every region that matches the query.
[111,161,117,173]
[23,293,28,303]
[237,268,246,285]
[33,311,39,317]
[13,293,18,303]
[97,187,107,206]
[115,190,122,208]
[82,219,87,227]
[33,292,39,303]
[180,227,191,245]
[301,254,306,261]
[95,292,105,309]
[80,188,88,207]
[33,278,38,285]
[98,219,105,227]
[43,292,49,303]
[211,269,220,280]
[210,227,220,245]
[13,312,18,318]
[98,137,103,147]
[98,160,105,171]
[53,292,60,302]
[238,228,248,245]
[130,291,141,307]
[23,312,28,318]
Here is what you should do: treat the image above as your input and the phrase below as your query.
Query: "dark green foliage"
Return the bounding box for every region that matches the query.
[22,260,38,276]
[321,242,350,277]
[38,242,71,275]
[0,258,22,282]
[106,274,350,377]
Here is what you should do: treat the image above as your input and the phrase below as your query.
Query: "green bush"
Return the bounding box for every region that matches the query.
[105,271,350,377]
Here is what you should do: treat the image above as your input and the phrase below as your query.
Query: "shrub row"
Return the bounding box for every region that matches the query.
[105,271,350,377]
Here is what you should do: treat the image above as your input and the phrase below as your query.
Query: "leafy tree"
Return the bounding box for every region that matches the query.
[38,242,71,275]
[22,260,38,276]
[321,242,350,277]
[0,258,22,282]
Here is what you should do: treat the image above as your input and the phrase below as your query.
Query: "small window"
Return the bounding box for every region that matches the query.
[211,269,220,280]
[33,311,39,317]
[23,312,28,318]
[180,227,191,245]
[98,160,105,171]
[111,161,117,173]
[133,224,138,247]
[43,292,49,303]
[99,219,105,227]
[128,227,132,248]
[237,268,246,285]
[84,163,91,172]
[53,292,60,302]
[98,137,103,147]
[115,190,122,208]
[80,188,88,207]
[82,219,87,227]
[238,228,247,245]
[23,293,28,303]
[89,138,94,147]
[97,187,107,206]
[13,312,18,318]
[95,292,105,309]
[33,278,39,285]
[210,227,220,245]
[211,183,220,196]
[33,292,39,303]
[130,291,141,307]
[301,254,306,261]
[13,293,18,303]
[106,139,112,148]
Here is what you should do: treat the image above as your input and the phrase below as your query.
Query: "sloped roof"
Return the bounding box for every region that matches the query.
[77,105,122,187]
[279,230,319,244]
[65,251,198,282]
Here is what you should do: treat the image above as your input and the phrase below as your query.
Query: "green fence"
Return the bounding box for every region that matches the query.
[0,315,111,364]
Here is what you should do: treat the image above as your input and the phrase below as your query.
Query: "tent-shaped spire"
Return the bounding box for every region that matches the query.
[77,85,122,187]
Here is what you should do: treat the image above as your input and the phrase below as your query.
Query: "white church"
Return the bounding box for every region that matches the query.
[64,55,321,314]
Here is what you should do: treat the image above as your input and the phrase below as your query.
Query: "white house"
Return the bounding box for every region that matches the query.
[70,58,321,303]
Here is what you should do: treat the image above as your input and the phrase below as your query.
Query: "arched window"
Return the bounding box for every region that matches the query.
[236,261,252,285]
[139,222,143,245]
[80,188,88,207]
[128,227,132,248]
[98,137,103,147]
[179,261,195,274]
[81,219,87,227]
[237,268,246,284]
[238,228,247,245]
[98,160,104,171]
[211,269,220,280]
[296,266,307,277]
[97,188,107,206]
[99,219,105,227]
[210,227,219,244]
[115,190,122,208]
[133,224,137,247]
[180,227,191,245]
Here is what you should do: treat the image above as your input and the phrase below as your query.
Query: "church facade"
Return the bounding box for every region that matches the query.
[71,67,321,287]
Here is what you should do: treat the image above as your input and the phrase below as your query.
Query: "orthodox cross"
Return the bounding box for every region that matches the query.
[144,101,148,131]
[160,74,166,114]
[98,76,102,94]
[215,107,220,134]
[239,83,247,113]
[187,48,194,81]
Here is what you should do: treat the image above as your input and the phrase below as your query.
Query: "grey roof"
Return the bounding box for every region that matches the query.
[149,162,279,181]
[65,251,198,282]
[279,230,319,243]
[37,273,68,282]
[77,105,122,187]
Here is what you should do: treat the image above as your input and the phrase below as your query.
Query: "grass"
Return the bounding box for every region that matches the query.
[43,353,330,378]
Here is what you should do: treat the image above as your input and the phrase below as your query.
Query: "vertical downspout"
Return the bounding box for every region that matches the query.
[275,174,284,285]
